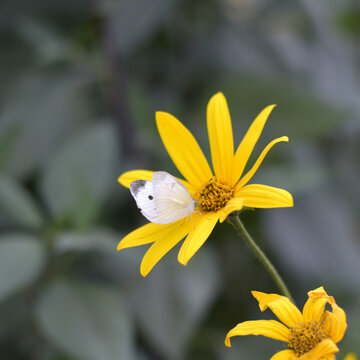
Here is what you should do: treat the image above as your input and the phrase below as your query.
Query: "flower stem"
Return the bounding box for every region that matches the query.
[227,213,294,302]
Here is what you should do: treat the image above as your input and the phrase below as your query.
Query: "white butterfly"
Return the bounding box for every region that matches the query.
[130,171,196,224]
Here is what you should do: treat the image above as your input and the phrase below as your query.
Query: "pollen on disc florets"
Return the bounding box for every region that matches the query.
[196,177,233,212]
[288,321,327,357]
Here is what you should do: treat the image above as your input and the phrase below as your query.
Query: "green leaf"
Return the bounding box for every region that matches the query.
[212,74,346,140]
[40,123,118,229]
[16,20,75,65]
[253,164,328,195]
[36,280,135,360]
[0,234,46,303]
[0,73,90,178]
[263,188,360,290]
[54,229,143,284]
[55,229,118,254]
[130,247,220,360]
[217,336,278,360]
[341,300,360,356]
[104,0,177,55]
[0,176,44,229]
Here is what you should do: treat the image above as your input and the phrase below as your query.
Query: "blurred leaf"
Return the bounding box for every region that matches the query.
[341,300,360,356]
[104,0,177,55]
[55,229,143,284]
[130,247,221,360]
[36,280,135,360]
[40,123,118,229]
[0,72,90,178]
[15,19,76,65]
[0,176,44,229]
[217,74,346,140]
[218,335,279,360]
[55,229,117,254]
[0,233,45,303]
[262,187,360,292]
[337,9,360,37]
[253,164,328,196]
[0,124,20,172]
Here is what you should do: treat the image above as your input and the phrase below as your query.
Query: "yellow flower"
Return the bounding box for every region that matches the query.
[225,286,347,360]
[118,92,293,276]
[343,353,358,360]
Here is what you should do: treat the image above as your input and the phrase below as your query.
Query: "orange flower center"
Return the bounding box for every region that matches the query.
[288,321,327,356]
[196,177,233,212]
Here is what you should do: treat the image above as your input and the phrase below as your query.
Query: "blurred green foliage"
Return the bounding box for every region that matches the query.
[0,0,359,359]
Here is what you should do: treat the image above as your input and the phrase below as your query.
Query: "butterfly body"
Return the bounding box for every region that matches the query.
[130,171,195,224]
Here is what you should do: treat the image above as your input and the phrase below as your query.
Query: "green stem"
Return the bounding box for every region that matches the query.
[227,213,294,302]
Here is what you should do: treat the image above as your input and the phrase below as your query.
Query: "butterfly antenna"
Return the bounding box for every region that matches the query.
[189,213,195,229]
[193,199,204,218]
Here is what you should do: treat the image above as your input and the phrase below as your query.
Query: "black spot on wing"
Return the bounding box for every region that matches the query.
[148,195,153,200]
[130,180,146,195]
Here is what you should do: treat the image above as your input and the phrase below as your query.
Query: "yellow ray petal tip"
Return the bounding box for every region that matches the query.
[117,241,125,251]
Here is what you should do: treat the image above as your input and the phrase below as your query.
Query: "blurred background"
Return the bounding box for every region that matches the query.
[0,0,359,359]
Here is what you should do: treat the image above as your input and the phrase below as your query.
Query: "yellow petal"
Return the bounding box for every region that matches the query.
[140,218,194,276]
[118,170,154,188]
[236,136,289,188]
[118,169,197,195]
[117,221,180,250]
[307,286,328,298]
[323,303,347,343]
[156,111,213,189]
[270,350,296,360]
[207,92,234,184]
[307,287,347,343]
[178,213,218,265]
[343,353,358,360]
[302,296,329,324]
[236,184,293,208]
[297,339,339,360]
[252,291,303,328]
[326,355,336,360]
[232,105,276,186]
[225,320,290,347]
[218,198,244,223]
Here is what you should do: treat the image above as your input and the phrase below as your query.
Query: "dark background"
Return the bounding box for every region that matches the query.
[0,0,359,359]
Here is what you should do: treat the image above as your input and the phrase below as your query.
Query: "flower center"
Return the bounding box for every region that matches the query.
[196,177,234,212]
[288,321,327,357]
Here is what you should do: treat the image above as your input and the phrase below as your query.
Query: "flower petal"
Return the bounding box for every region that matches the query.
[178,212,218,265]
[207,92,234,184]
[270,350,296,360]
[236,184,293,208]
[307,287,347,343]
[297,339,339,360]
[118,169,197,194]
[323,302,347,343]
[343,353,358,360]
[225,320,290,347]
[236,136,289,188]
[252,291,303,328]
[218,198,244,223]
[302,287,329,323]
[156,111,213,189]
[118,170,154,188]
[117,221,180,250]
[232,105,276,186]
[140,217,194,276]
[325,355,336,360]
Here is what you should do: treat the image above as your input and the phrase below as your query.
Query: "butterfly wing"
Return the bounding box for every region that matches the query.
[130,172,195,224]
[151,171,195,224]
[130,180,159,223]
